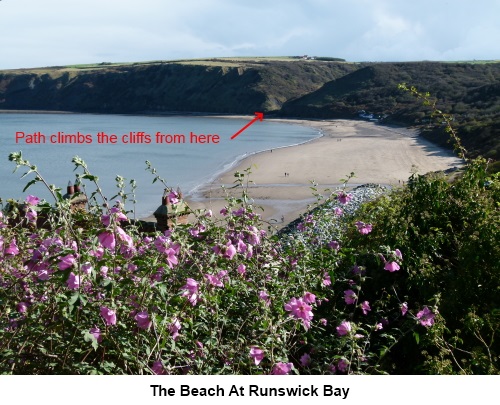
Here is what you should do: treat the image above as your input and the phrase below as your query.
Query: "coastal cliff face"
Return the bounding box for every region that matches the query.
[0,60,356,114]
[1,58,499,167]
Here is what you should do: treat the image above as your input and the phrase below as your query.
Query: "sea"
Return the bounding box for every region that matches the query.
[0,113,320,217]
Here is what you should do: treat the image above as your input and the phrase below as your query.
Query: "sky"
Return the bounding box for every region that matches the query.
[0,0,499,69]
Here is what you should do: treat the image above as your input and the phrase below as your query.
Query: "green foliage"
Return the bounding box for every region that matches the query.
[349,87,500,373]
[1,156,440,375]
[354,161,499,373]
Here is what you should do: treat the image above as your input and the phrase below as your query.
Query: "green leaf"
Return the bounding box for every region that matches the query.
[83,174,98,182]
[68,292,80,306]
[22,178,39,192]
[79,293,88,307]
[83,331,99,351]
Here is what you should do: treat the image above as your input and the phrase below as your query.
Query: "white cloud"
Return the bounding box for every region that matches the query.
[0,0,498,69]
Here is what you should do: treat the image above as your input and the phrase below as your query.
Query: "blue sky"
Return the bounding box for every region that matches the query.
[0,0,498,69]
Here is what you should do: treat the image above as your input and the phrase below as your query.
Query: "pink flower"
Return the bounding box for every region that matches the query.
[375,323,383,331]
[246,245,253,259]
[416,306,436,327]
[284,297,314,330]
[297,222,306,232]
[100,266,109,277]
[154,235,170,253]
[181,278,199,306]
[249,347,265,365]
[336,321,352,336]
[100,214,111,227]
[101,211,127,227]
[66,272,80,290]
[25,195,40,205]
[116,226,134,248]
[337,358,349,373]
[319,318,327,326]
[237,264,246,275]
[89,326,103,343]
[394,249,403,260]
[168,190,179,205]
[300,353,311,367]
[334,207,343,216]
[98,231,116,250]
[58,254,76,270]
[384,261,400,272]
[236,238,247,253]
[82,262,93,275]
[151,361,166,375]
[100,306,117,326]
[205,272,224,288]
[246,226,261,245]
[302,292,316,304]
[26,209,37,222]
[213,241,237,260]
[135,311,152,330]
[352,265,365,276]
[355,221,372,234]
[5,239,19,256]
[271,362,293,375]
[323,272,332,286]
[401,302,408,316]
[328,240,340,251]
[189,224,206,238]
[361,301,371,315]
[337,192,353,205]
[169,318,181,340]
[225,243,237,259]
[164,248,178,269]
[90,246,104,259]
[344,289,357,305]
[37,267,51,281]
[232,207,245,217]
[259,291,270,306]
[17,302,29,313]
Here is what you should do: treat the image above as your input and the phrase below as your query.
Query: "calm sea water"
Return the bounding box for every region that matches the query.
[1,113,319,217]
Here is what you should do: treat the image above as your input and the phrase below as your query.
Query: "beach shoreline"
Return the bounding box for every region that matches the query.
[162,117,464,228]
[6,111,460,227]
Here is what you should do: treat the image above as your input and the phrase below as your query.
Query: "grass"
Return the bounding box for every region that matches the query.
[0,56,344,74]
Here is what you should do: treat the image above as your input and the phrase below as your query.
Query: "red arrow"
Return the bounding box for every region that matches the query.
[230,112,264,140]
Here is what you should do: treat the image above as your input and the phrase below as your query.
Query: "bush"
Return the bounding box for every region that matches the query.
[0,156,442,375]
[353,160,499,373]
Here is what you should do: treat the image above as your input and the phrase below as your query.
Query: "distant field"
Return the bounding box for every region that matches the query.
[0,56,349,73]
[2,57,499,74]
[443,59,500,64]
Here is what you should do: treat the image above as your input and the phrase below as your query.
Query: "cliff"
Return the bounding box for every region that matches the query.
[0,59,357,114]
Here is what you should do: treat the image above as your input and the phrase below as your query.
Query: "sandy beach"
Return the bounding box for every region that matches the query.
[183,118,463,227]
